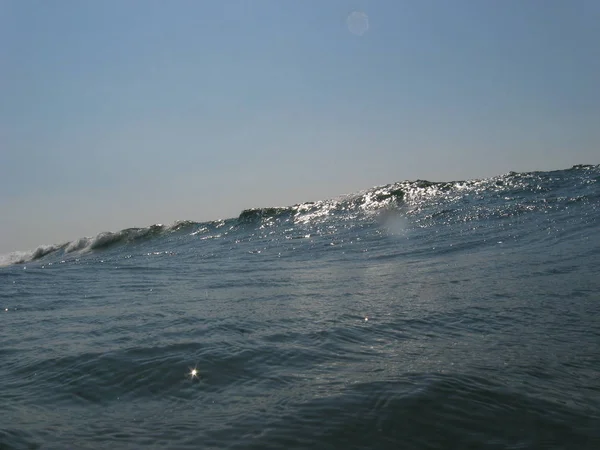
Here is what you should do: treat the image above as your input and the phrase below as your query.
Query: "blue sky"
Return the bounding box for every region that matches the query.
[1,0,599,252]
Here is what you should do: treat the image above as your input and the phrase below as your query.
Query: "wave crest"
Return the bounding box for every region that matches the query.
[0,243,67,267]
[2,165,597,266]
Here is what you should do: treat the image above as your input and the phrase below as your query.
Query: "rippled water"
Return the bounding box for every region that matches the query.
[2,166,599,449]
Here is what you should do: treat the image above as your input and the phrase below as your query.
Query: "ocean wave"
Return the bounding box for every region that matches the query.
[2,165,598,267]
[0,243,68,267]
[233,165,598,229]
[238,207,293,224]
[0,222,199,267]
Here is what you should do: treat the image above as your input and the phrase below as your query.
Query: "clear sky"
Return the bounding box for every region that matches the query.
[1,0,599,253]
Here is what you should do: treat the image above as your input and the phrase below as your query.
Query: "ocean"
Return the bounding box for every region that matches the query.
[1,165,599,449]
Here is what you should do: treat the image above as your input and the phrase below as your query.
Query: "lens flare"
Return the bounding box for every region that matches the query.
[347,11,369,36]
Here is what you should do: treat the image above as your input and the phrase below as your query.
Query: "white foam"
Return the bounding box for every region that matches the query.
[65,237,92,253]
[0,243,65,267]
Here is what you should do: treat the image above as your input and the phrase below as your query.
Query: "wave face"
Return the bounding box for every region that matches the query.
[5,164,599,266]
[1,165,599,449]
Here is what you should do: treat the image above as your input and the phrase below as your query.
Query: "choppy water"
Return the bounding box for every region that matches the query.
[2,165,599,449]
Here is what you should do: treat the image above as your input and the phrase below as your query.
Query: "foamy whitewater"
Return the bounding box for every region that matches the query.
[1,165,599,449]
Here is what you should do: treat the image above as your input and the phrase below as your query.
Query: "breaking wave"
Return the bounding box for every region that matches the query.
[1,164,597,266]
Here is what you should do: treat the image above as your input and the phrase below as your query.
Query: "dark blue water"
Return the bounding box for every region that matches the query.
[2,165,599,449]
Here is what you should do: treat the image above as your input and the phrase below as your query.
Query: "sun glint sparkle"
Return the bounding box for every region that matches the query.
[188,367,199,380]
